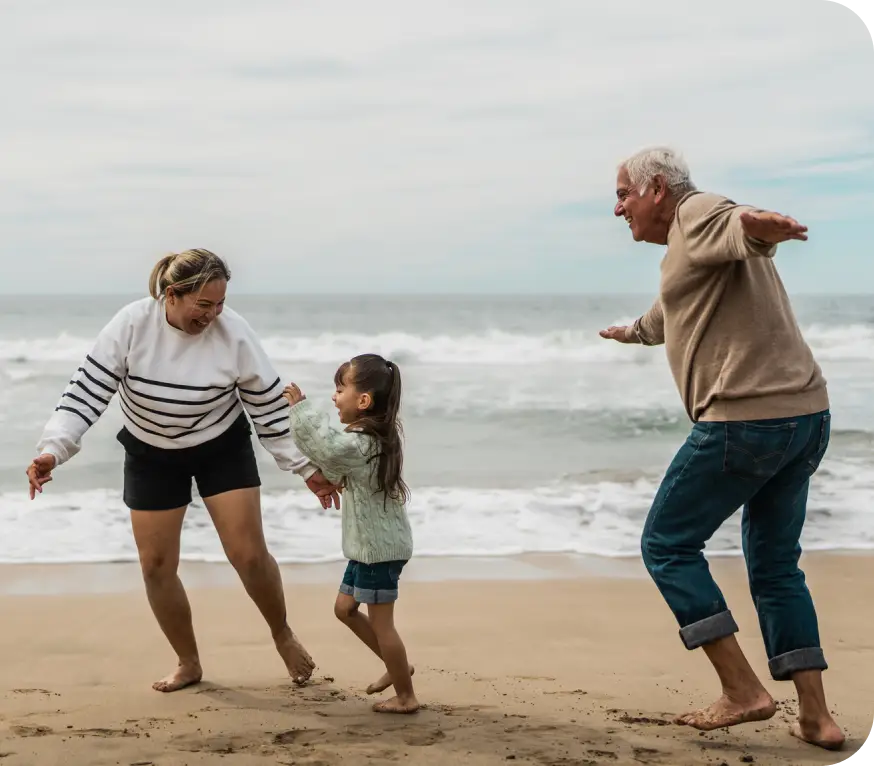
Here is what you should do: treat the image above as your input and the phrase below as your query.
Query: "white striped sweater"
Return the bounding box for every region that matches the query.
[36,297,315,478]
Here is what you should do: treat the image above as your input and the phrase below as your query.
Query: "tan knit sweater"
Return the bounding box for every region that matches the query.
[628,191,829,423]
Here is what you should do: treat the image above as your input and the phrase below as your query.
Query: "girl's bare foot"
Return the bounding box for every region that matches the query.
[367,665,415,695]
[673,692,777,731]
[373,695,420,714]
[274,627,315,685]
[790,716,845,751]
[152,661,202,693]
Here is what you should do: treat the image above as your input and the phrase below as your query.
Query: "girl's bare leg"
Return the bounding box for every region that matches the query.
[366,602,418,714]
[333,593,414,693]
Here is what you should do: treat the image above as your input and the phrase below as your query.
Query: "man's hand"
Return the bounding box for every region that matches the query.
[306,469,341,510]
[26,454,56,500]
[283,383,306,406]
[740,210,808,243]
[599,325,635,344]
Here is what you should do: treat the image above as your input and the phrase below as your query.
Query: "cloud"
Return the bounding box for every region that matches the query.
[0,0,872,293]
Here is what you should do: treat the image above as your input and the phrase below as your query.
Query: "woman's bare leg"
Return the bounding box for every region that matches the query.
[130,507,202,692]
[204,487,315,684]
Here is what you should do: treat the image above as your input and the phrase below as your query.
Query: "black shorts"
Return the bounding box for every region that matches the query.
[118,414,261,511]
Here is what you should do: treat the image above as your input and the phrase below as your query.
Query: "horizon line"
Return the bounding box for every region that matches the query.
[2,290,871,298]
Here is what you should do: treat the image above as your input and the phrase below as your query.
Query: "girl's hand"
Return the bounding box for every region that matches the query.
[26,454,56,500]
[282,383,306,405]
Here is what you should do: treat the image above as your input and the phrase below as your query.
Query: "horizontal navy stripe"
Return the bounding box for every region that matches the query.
[118,390,213,431]
[124,378,236,407]
[239,391,285,409]
[120,399,240,440]
[85,354,122,383]
[249,402,289,420]
[120,381,220,419]
[127,374,235,392]
[259,428,290,439]
[238,377,280,397]
[56,405,93,427]
[259,416,287,429]
[71,380,111,407]
[78,367,118,395]
[62,391,102,419]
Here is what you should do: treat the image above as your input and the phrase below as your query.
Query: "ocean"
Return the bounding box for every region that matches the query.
[1,294,872,565]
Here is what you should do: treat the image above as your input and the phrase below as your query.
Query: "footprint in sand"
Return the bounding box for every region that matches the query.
[11,689,60,697]
[70,727,139,738]
[401,728,446,747]
[612,712,672,727]
[273,728,330,746]
[632,746,663,762]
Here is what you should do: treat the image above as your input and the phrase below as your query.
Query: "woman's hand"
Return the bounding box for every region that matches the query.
[26,454,56,499]
[306,470,342,510]
[282,383,306,406]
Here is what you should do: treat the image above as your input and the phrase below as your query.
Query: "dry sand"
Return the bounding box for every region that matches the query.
[0,553,871,765]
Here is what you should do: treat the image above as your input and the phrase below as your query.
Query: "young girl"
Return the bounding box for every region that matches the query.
[282,353,417,714]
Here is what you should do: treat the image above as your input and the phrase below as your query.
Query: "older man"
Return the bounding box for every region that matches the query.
[600,147,844,751]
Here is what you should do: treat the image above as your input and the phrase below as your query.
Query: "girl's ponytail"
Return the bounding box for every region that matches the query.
[337,354,409,505]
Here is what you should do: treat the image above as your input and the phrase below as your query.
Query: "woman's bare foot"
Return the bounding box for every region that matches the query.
[373,695,420,714]
[790,716,845,751]
[367,665,415,695]
[674,692,777,731]
[152,661,202,693]
[274,627,315,685]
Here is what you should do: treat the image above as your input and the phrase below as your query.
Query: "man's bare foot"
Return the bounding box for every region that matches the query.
[790,717,845,751]
[674,692,777,731]
[366,665,415,695]
[373,695,420,714]
[152,662,202,693]
[274,627,315,686]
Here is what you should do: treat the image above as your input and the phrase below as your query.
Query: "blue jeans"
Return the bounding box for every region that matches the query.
[641,410,831,681]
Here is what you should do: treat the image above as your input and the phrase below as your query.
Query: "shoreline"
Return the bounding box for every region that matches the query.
[0,552,646,596]
[1,550,870,596]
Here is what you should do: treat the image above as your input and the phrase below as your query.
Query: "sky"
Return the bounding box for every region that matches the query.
[1,0,872,295]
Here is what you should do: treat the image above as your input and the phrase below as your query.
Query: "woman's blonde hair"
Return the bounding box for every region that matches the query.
[148,248,231,300]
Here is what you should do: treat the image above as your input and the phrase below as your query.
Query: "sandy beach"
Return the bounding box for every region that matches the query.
[0,553,870,766]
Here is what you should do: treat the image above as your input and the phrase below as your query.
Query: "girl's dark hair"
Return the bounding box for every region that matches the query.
[334,353,409,505]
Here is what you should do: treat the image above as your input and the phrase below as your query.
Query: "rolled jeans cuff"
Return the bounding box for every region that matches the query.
[769,648,828,681]
[679,610,739,650]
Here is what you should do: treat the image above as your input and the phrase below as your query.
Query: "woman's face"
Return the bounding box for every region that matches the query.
[165,278,227,335]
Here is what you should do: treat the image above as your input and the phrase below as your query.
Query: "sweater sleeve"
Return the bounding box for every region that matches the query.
[680,194,777,266]
[235,320,316,479]
[628,298,665,346]
[288,399,369,483]
[36,305,132,466]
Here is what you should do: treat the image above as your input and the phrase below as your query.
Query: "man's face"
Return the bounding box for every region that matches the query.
[614,166,664,244]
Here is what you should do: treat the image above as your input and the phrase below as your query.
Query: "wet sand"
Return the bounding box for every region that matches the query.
[0,553,870,765]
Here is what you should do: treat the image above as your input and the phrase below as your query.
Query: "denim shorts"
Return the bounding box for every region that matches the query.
[339,560,407,604]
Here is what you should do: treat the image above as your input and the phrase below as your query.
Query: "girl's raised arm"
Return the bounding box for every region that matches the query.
[288,399,367,480]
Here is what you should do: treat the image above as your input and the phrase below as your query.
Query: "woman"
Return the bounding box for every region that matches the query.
[26,248,339,692]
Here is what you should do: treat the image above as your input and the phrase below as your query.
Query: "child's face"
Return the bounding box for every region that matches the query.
[332,367,372,424]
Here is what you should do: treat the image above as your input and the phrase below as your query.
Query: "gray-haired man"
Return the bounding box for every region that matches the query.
[600,147,843,751]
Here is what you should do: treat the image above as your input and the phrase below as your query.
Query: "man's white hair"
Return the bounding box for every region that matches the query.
[620,146,696,195]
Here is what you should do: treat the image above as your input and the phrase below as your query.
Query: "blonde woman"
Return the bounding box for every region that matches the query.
[26,249,339,692]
